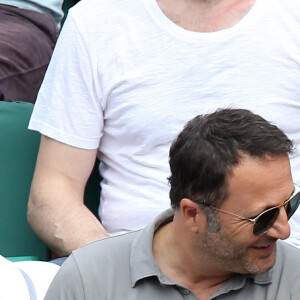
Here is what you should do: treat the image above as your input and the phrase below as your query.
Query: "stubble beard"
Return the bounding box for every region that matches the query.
[196,229,277,275]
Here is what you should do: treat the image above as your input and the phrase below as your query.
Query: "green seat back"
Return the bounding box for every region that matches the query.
[0,102,50,261]
[0,101,101,261]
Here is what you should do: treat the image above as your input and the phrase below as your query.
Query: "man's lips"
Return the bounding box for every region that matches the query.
[250,242,276,255]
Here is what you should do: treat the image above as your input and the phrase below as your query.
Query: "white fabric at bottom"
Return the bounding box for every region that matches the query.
[0,256,60,300]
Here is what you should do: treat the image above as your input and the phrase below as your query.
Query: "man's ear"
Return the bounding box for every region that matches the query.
[180,198,205,233]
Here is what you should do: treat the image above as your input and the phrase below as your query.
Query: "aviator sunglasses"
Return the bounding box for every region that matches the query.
[200,183,300,236]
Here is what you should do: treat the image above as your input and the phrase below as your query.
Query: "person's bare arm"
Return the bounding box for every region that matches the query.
[28,135,109,256]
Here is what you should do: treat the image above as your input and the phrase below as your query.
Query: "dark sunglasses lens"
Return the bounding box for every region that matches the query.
[286,192,300,218]
[253,209,279,235]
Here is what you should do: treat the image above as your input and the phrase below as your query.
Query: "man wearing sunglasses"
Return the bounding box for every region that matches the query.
[45,108,300,300]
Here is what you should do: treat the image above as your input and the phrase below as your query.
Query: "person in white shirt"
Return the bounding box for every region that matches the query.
[28,0,300,256]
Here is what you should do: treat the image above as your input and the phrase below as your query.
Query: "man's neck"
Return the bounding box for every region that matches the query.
[153,222,232,300]
[156,0,256,32]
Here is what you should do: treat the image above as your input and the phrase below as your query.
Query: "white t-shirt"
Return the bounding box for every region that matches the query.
[0,256,59,300]
[29,0,300,244]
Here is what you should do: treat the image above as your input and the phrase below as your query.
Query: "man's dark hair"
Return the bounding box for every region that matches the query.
[168,108,294,211]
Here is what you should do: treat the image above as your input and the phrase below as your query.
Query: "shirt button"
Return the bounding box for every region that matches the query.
[183,289,190,295]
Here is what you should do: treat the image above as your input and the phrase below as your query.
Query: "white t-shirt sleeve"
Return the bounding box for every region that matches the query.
[29,13,103,150]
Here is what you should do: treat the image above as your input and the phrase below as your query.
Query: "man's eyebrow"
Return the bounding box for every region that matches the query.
[286,187,296,200]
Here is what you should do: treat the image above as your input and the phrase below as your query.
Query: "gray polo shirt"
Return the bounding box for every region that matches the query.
[45,209,300,299]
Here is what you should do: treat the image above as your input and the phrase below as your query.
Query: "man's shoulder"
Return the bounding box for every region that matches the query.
[72,230,139,266]
[72,0,127,12]
[272,0,300,18]
[76,229,138,251]
[67,0,147,44]
[63,230,141,294]
[70,0,145,23]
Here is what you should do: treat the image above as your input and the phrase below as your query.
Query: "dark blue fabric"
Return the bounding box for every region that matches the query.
[50,257,68,266]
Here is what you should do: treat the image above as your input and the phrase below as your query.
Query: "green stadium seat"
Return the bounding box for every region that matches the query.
[0,101,49,261]
[0,101,101,261]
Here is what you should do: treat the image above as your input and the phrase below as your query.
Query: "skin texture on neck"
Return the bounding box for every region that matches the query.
[153,213,232,300]
[156,0,256,32]
[153,155,293,300]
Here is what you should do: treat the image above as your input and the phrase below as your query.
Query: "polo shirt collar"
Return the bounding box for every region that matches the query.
[130,208,174,287]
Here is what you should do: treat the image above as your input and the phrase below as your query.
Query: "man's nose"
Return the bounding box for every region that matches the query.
[266,207,290,240]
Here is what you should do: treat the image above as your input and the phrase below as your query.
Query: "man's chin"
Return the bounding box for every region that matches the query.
[244,243,277,274]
